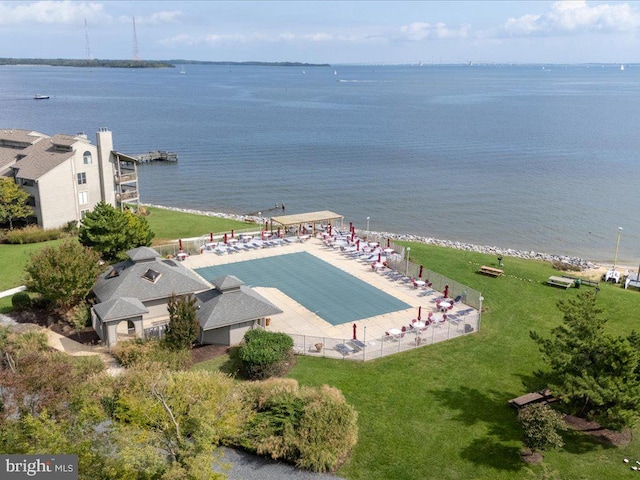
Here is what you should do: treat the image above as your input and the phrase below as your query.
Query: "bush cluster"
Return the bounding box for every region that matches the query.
[11,291,32,310]
[111,339,191,370]
[238,329,295,380]
[238,378,359,473]
[4,225,66,244]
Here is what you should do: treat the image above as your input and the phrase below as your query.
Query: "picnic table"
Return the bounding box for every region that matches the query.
[479,266,504,277]
[547,276,574,289]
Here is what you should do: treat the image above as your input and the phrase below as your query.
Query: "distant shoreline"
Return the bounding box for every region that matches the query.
[143,204,627,273]
[0,58,330,69]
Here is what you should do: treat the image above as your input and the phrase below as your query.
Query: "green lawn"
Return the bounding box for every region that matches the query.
[144,206,251,243]
[195,242,640,480]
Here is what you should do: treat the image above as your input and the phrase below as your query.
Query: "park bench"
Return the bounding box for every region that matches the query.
[479,266,504,277]
[547,276,574,289]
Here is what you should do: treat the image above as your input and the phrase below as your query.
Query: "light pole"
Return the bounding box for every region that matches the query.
[366,216,370,231]
[406,247,411,275]
[613,226,623,269]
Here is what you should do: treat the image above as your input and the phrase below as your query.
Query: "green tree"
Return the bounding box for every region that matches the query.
[163,294,199,351]
[530,291,640,430]
[79,202,154,262]
[0,177,32,229]
[518,403,567,454]
[112,368,245,479]
[25,240,102,310]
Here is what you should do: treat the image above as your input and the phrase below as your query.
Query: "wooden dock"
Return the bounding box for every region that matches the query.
[134,150,178,163]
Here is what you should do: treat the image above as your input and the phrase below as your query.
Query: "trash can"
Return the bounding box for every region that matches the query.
[574,278,581,288]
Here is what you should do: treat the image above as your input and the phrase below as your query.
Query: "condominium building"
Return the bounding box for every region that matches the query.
[0,127,139,229]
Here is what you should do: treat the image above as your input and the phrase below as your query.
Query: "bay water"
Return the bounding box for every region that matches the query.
[1,63,639,264]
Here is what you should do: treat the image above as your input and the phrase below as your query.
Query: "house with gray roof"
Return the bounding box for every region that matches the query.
[91,247,281,348]
[0,127,139,229]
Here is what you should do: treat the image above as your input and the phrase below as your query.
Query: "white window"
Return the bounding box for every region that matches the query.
[78,191,88,205]
[81,209,89,219]
[77,172,86,185]
[83,151,92,164]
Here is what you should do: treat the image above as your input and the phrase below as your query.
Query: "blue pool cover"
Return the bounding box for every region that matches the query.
[195,252,410,326]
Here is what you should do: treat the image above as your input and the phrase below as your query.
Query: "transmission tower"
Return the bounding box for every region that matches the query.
[84,19,93,60]
[132,17,140,61]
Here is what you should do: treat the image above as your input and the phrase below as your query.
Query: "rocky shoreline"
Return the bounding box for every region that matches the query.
[144,204,598,271]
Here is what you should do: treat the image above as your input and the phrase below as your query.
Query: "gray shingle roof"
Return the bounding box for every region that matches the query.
[12,137,74,180]
[211,275,244,292]
[127,246,160,262]
[196,276,282,330]
[93,297,148,322]
[93,254,211,303]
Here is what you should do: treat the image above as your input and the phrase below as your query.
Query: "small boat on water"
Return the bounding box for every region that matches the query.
[34,94,50,100]
[180,66,186,74]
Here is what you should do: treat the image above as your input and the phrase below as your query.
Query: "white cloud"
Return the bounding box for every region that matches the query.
[127,10,182,26]
[503,0,640,36]
[399,21,470,40]
[0,1,105,25]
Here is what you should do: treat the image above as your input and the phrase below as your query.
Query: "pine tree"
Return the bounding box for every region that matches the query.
[79,202,154,262]
[531,291,640,430]
[163,294,198,351]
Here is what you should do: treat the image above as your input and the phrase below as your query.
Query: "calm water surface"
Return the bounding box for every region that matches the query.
[1,63,639,264]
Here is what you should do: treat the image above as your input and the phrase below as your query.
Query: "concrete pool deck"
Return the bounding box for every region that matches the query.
[181,237,479,346]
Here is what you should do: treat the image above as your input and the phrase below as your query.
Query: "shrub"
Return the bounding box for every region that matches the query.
[238,329,295,380]
[111,339,191,370]
[239,378,359,472]
[518,403,567,453]
[11,291,32,310]
[4,225,65,244]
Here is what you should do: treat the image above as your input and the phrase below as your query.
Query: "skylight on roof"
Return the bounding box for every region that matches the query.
[142,269,161,283]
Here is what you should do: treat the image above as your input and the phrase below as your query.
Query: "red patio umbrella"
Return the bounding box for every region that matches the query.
[349,221,353,231]
[261,231,265,240]
[223,233,228,244]
[444,284,449,298]
[329,224,332,235]
[351,231,354,242]
[178,239,183,252]
[277,227,281,238]
[231,229,235,238]
[356,239,360,250]
[387,238,390,248]
[353,323,357,340]
[419,265,423,278]
[378,253,381,262]
[418,306,422,321]
[265,221,269,231]
[210,232,214,242]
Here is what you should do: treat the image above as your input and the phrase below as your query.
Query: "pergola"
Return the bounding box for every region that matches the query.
[269,210,344,236]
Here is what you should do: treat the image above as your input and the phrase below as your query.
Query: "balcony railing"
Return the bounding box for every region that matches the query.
[115,172,137,183]
[116,191,139,201]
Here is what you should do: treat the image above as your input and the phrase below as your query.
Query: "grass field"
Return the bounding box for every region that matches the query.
[144,206,250,243]
[195,241,640,480]
[3,208,639,479]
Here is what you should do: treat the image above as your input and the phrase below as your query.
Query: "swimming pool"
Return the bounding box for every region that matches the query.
[195,252,410,326]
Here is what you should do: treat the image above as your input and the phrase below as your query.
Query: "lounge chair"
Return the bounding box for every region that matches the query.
[335,343,354,355]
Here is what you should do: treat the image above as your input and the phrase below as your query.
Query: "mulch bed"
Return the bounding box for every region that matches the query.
[190,343,230,364]
[564,414,632,447]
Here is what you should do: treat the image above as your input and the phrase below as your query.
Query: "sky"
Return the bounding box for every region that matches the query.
[1,0,640,64]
